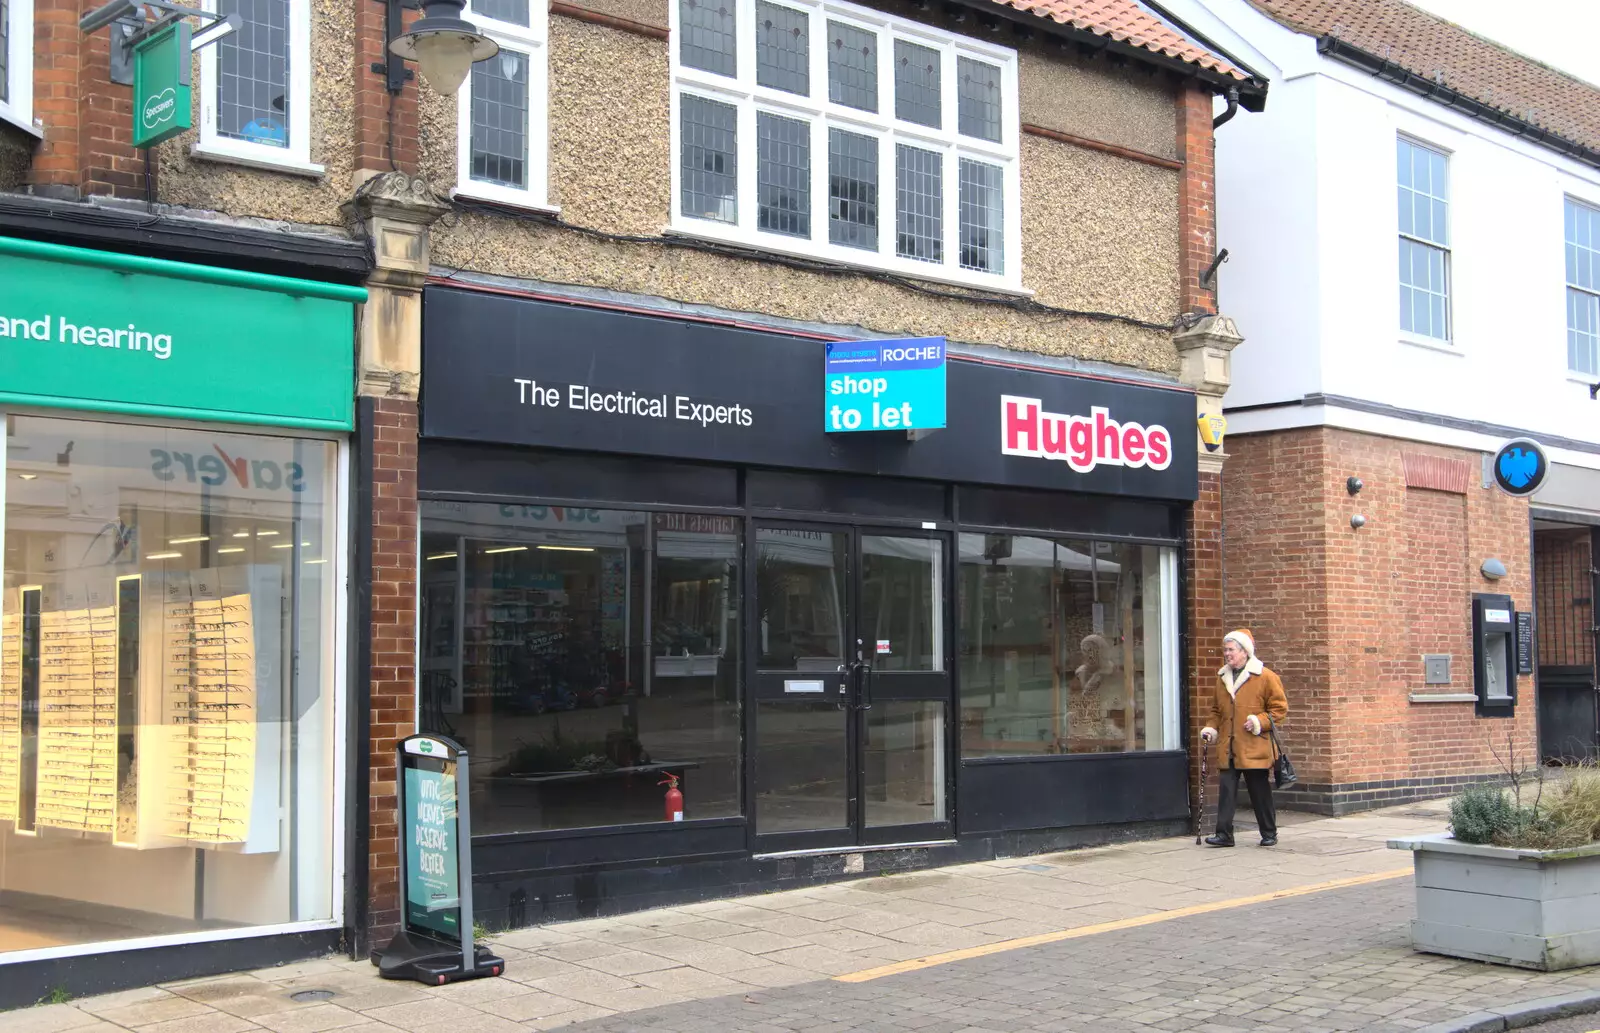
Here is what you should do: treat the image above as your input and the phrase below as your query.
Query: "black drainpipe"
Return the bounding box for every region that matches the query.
[1212,86,1240,129]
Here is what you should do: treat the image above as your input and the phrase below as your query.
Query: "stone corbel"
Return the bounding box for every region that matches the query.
[1173,314,1244,474]
[343,172,452,400]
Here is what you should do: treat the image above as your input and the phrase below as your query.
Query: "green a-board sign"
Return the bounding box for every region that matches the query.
[133,22,193,149]
[0,236,363,431]
[377,735,504,985]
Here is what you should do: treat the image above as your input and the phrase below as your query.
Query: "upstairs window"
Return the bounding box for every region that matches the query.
[671,0,1019,288]
[456,0,549,208]
[200,0,315,171]
[1397,136,1452,342]
[0,0,33,131]
[1567,198,1600,377]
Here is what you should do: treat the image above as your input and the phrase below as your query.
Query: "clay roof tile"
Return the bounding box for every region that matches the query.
[989,0,1248,79]
[1249,0,1600,152]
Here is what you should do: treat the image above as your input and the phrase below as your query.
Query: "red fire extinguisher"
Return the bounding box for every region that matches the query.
[660,773,683,822]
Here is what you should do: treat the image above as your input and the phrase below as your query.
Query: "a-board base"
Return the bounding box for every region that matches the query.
[372,930,505,986]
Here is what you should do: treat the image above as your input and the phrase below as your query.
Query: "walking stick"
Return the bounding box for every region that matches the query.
[1195,741,1208,845]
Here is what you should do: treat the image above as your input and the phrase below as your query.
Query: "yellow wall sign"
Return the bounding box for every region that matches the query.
[1198,413,1227,453]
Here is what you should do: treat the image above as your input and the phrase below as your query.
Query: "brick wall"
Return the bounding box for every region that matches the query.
[1221,428,1334,781]
[366,397,419,943]
[1224,427,1535,813]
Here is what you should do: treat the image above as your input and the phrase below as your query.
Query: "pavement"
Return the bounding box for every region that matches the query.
[14,799,1600,1033]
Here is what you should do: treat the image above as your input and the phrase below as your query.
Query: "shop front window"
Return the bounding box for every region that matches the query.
[0,414,340,957]
[958,535,1177,758]
[419,502,741,835]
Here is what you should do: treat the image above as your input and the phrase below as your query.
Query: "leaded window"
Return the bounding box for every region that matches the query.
[456,0,550,207]
[217,0,292,149]
[672,0,1018,286]
[199,0,311,169]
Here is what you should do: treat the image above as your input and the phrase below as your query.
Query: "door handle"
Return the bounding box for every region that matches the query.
[837,663,851,711]
[859,662,873,711]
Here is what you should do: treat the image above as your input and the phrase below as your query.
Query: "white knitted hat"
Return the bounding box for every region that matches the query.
[1224,629,1256,658]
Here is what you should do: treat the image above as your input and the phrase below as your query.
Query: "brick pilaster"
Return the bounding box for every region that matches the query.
[366,396,418,944]
[354,0,420,175]
[1176,85,1218,315]
[1186,469,1224,820]
[30,0,82,194]
[29,0,146,198]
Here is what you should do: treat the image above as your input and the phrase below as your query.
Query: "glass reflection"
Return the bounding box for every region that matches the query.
[958,535,1172,757]
[419,503,742,834]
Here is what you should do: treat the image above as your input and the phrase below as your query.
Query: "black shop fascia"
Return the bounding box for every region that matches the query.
[417,284,1199,928]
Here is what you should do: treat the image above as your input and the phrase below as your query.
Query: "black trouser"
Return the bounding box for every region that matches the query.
[1216,768,1276,840]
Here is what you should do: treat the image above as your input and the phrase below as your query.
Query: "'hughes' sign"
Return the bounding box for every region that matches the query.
[421,288,1199,501]
[1000,397,1172,473]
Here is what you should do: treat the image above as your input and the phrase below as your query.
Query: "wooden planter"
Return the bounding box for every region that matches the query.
[1390,833,1600,971]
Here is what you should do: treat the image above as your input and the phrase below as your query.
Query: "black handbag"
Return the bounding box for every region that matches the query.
[1269,718,1297,788]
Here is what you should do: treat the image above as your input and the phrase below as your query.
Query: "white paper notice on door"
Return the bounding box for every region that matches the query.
[876,640,891,654]
[784,680,825,694]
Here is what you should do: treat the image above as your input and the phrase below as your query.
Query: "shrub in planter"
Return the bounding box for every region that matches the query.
[1448,784,1517,845]
[1447,772,1600,851]
[1396,767,1600,970]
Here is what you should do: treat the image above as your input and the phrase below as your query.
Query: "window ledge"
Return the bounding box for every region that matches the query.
[1567,373,1600,387]
[1408,692,1478,703]
[451,185,561,217]
[664,224,1035,299]
[0,108,43,139]
[190,143,325,179]
[1399,333,1461,355]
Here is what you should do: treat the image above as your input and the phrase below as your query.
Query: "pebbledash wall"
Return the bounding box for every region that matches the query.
[1224,428,1536,814]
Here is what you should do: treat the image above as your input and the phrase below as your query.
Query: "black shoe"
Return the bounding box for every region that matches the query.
[1259,835,1278,847]
[1205,834,1235,848]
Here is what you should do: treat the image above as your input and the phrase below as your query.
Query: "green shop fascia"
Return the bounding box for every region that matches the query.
[0,236,364,429]
[0,234,365,994]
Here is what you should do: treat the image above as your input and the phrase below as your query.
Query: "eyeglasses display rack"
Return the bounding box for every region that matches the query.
[0,608,21,823]
[0,565,283,855]
[34,580,120,835]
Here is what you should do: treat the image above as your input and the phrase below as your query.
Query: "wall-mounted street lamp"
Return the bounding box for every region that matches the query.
[377,0,499,96]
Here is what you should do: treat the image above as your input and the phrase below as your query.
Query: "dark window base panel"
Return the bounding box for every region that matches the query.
[469,819,1187,931]
[1275,772,1504,816]
[0,929,343,1012]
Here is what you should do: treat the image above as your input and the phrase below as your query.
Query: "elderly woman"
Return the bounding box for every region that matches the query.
[1200,629,1289,847]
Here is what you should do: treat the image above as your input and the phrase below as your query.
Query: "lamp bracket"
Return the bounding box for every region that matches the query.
[88,0,238,85]
[373,0,422,93]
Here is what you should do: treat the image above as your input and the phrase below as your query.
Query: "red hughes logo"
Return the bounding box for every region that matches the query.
[1000,396,1172,473]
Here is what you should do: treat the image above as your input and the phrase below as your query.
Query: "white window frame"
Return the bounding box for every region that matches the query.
[1396,134,1453,346]
[0,0,35,136]
[196,0,320,174]
[455,0,551,210]
[1566,195,1600,378]
[669,0,1022,291]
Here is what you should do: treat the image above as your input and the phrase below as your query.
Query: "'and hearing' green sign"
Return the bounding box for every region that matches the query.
[0,237,364,431]
[133,22,193,149]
